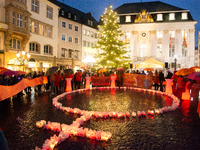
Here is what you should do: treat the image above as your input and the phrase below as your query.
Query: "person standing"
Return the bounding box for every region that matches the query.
[50,73,56,95]
[76,71,82,89]
[159,70,165,92]
[55,70,61,94]
[59,73,65,93]
[154,70,159,90]
[176,76,186,100]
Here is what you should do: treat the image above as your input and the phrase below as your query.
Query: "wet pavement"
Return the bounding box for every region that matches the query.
[0,87,200,150]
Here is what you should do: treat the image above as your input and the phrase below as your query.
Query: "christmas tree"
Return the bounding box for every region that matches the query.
[95,5,131,69]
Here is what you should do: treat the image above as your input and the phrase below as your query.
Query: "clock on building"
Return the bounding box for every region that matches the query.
[142,32,146,37]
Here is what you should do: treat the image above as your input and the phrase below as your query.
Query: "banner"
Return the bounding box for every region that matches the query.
[123,73,153,89]
[0,76,48,101]
[91,76,110,86]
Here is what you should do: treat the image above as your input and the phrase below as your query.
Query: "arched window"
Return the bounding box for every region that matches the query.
[9,39,21,50]
[157,44,162,57]
[30,42,40,53]
[44,45,52,54]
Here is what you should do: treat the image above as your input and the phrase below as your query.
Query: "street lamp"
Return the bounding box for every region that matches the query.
[16,50,31,71]
[174,55,177,71]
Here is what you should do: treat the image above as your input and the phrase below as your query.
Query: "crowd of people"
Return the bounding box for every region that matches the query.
[0,68,199,102]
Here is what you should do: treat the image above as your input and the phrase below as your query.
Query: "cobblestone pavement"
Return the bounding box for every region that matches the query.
[0,87,200,150]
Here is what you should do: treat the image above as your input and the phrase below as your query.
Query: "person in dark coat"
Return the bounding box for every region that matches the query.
[166,70,173,79]
[0,128,9,150]
[159,70,165,92]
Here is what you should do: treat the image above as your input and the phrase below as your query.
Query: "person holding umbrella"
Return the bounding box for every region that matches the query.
[50,73,56,95]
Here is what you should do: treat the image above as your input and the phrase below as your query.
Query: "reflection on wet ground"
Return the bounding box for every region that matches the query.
[0,89,200,150]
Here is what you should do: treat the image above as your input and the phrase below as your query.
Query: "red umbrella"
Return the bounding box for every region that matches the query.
[186,72,200,80]
[1,70,19,76]
[117,67,126,71]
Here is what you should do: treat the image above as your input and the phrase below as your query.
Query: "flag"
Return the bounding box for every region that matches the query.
[125,33,127,43]
[169,34,171,49]
[183,33,187,48]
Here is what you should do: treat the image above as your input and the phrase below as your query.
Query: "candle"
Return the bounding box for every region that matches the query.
[126,111,130,117]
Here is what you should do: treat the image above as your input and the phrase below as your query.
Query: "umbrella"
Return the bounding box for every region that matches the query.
[144,68,153,71]
[16,70,27,75]
[196,72,200,78]
[175,68,195,76]
[190,66,200,71]
[1,70,19,76]
[0,67,10,74]
[64,69,72,74]
[45,66,58,76]
[117,67,126,71]
[98,68,107,73]
[187,72,200,80]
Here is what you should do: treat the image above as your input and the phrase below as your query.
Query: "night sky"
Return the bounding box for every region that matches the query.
[59,0,200,47]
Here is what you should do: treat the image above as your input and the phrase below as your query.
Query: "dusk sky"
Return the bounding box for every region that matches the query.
[59,0,200,47]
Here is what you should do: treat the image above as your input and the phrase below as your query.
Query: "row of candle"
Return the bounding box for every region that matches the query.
[36,87,180,149]
[36,120,112,150]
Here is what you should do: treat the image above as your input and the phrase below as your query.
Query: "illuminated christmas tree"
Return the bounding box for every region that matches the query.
[95,5,131,69]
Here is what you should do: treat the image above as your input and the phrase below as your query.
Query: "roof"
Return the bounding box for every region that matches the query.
[48,0,98,28]
[114,1,186,14]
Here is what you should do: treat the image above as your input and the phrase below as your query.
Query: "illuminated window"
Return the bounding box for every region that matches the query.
[157,31,163,38]
[83,30,86,35]
[126,32,131,38]
[61,10,64,16]
[182,13,188,19]
[87,31,90,36]
[39,24,44,35]
[169,13,175,20]
[116,17,120,23]
[157,14,163,21]
[169,30,175,38]
[157,44,162,57]
[169,44,175,57]
[91,21,93,26]
[182,44,187,57]
[182,30,187,37]
[74,15,77,20]
[140,44,147,57]
[31,21,37,33]
[126,16,131,22]
[68,13,71,18]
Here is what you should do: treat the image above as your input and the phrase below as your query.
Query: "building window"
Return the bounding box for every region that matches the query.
[169,30,175,38]
[87,41,90,47]
[182,13,188,20]
[169,13,175,20]
[87,31,90,36]
[31,21,37,33]
[116,17,120,23]
[139,44,147,57]
[18,0,22,2]
[68,13,71,18]
[69,24,72,30]
[32,0,38,13]
[24,17,27,28]
[69,36,72,42]
[91,42,93,48]
[126,16,131,22]
[68,50,72,58]
[39,24,45,35]
[62,34,65,41]
[182,30,188,38]
[182,44,187,57]
[13,13,15,25]
[61,48,66,57]
[157,14,163,21]
[9,39,20,50]
[83,40,86,47]
[47,6,52,19]
[62,21,66,28]
[47,26,52,37]
[74,15,77,20]
[169,44,175,57]
[88,20,90,25]
[91,21,93,26]
[61,10,64,16]
[83,30,86,35]
[75,26,78,31]
[126,32,131,39]
[157,44,162,57]
[91,32,94,38]
[74,50,78,59]
[30,42,39,53]
[75,38,78,44]
[17,14,22,27]
[95,33,97,38]
[44,45,52,54]
[157,31,163,38]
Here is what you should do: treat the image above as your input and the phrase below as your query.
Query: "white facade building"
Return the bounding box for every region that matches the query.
[114,1,197,70]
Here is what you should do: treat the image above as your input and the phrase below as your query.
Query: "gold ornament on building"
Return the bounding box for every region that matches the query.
[135,9,154,23]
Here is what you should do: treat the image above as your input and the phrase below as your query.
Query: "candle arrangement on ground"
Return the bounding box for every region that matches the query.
[35,87,180,150]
